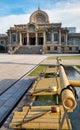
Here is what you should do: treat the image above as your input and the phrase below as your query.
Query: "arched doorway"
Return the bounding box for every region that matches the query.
[23,37,27,45]
[30,37,35,45]
[38,33,43,45]
[38,37,43,45]
[22,33,27,45]
[29,33,35,45]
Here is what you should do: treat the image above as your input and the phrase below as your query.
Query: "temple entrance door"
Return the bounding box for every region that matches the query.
[23,37,27,45]
[30,37,35,45]
[38,37,43,45]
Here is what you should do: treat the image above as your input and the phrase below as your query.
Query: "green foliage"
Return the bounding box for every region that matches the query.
[47,55,80,60]
[77,66,80,69]
[33,94,61,106]
[29,65,46,76]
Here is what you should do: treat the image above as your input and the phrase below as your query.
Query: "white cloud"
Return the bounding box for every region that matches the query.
[46,9,80,32]
[46,2,80,32]
[0,0,80,34]
[0,14,30,34]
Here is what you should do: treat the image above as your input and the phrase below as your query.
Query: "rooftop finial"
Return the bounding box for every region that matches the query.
[38,3,40,10]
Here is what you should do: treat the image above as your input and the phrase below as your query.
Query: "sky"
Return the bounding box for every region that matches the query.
[0,0,80,34]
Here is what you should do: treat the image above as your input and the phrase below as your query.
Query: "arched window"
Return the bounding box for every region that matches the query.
[36,13,46,23]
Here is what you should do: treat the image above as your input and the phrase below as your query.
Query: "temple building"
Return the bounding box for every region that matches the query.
[0,8,80,54]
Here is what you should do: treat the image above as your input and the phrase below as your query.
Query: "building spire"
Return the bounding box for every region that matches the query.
[38,3,40,10]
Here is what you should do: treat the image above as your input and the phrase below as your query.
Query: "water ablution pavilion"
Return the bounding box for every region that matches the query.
[9,57,80,130]
[0,8,80,54]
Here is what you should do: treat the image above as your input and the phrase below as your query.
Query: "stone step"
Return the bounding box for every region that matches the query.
[14,45,43,54]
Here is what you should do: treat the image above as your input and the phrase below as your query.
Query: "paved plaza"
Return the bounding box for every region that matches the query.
[42,59,80,65]
[0,54,47,126]
[42,54,80,65]
[0,54,47,94]
[0,54,80,90]
[0,53,80,129]
[0,53,80,94]
[0,53,79,94]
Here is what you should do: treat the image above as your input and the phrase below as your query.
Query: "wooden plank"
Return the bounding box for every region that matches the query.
[22,106,29,111]
[12,118,24,123]
[33,91,57,96]
[14,112,27,115]
[9,64,72,130]
[35,78,57,89]
[45,67,57,74]
[24,117,59,123]
[22,122,59,129]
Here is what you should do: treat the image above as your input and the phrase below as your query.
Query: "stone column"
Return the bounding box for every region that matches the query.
[8,31,12,53]
[73,38,75,45]
[35,32,38,45]
[27,32,29,45]
[9,31,12,44]
[51,32,54,43]
[43,31,46,45]
[19,32,22,46]
[43,31,46,54]
[59,30,61,45]
[58,30,61,53]
[16,32,18,43]
[65,32,68,46]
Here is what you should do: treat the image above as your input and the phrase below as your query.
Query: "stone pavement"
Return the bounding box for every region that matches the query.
[0,54,47,94]
[0,54,47,126]
[0,54,79,95]
[0,76,34,126]
[0,54,80,130]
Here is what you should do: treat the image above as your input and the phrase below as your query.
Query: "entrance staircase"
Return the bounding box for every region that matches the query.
[14,45,43,54]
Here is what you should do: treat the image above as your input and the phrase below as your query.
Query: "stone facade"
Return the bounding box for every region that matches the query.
[0,8,80,54]
[0,34,7,52]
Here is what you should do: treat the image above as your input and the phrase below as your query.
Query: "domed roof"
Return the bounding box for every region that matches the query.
[29,8,49,24]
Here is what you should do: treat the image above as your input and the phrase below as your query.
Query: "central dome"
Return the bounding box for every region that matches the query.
[29,9,49,24]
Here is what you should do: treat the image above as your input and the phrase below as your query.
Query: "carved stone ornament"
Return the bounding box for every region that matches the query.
[30,9,49,24]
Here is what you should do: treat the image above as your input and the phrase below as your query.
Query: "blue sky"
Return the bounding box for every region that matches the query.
[0,0,80,33]
[0,0,78,16]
